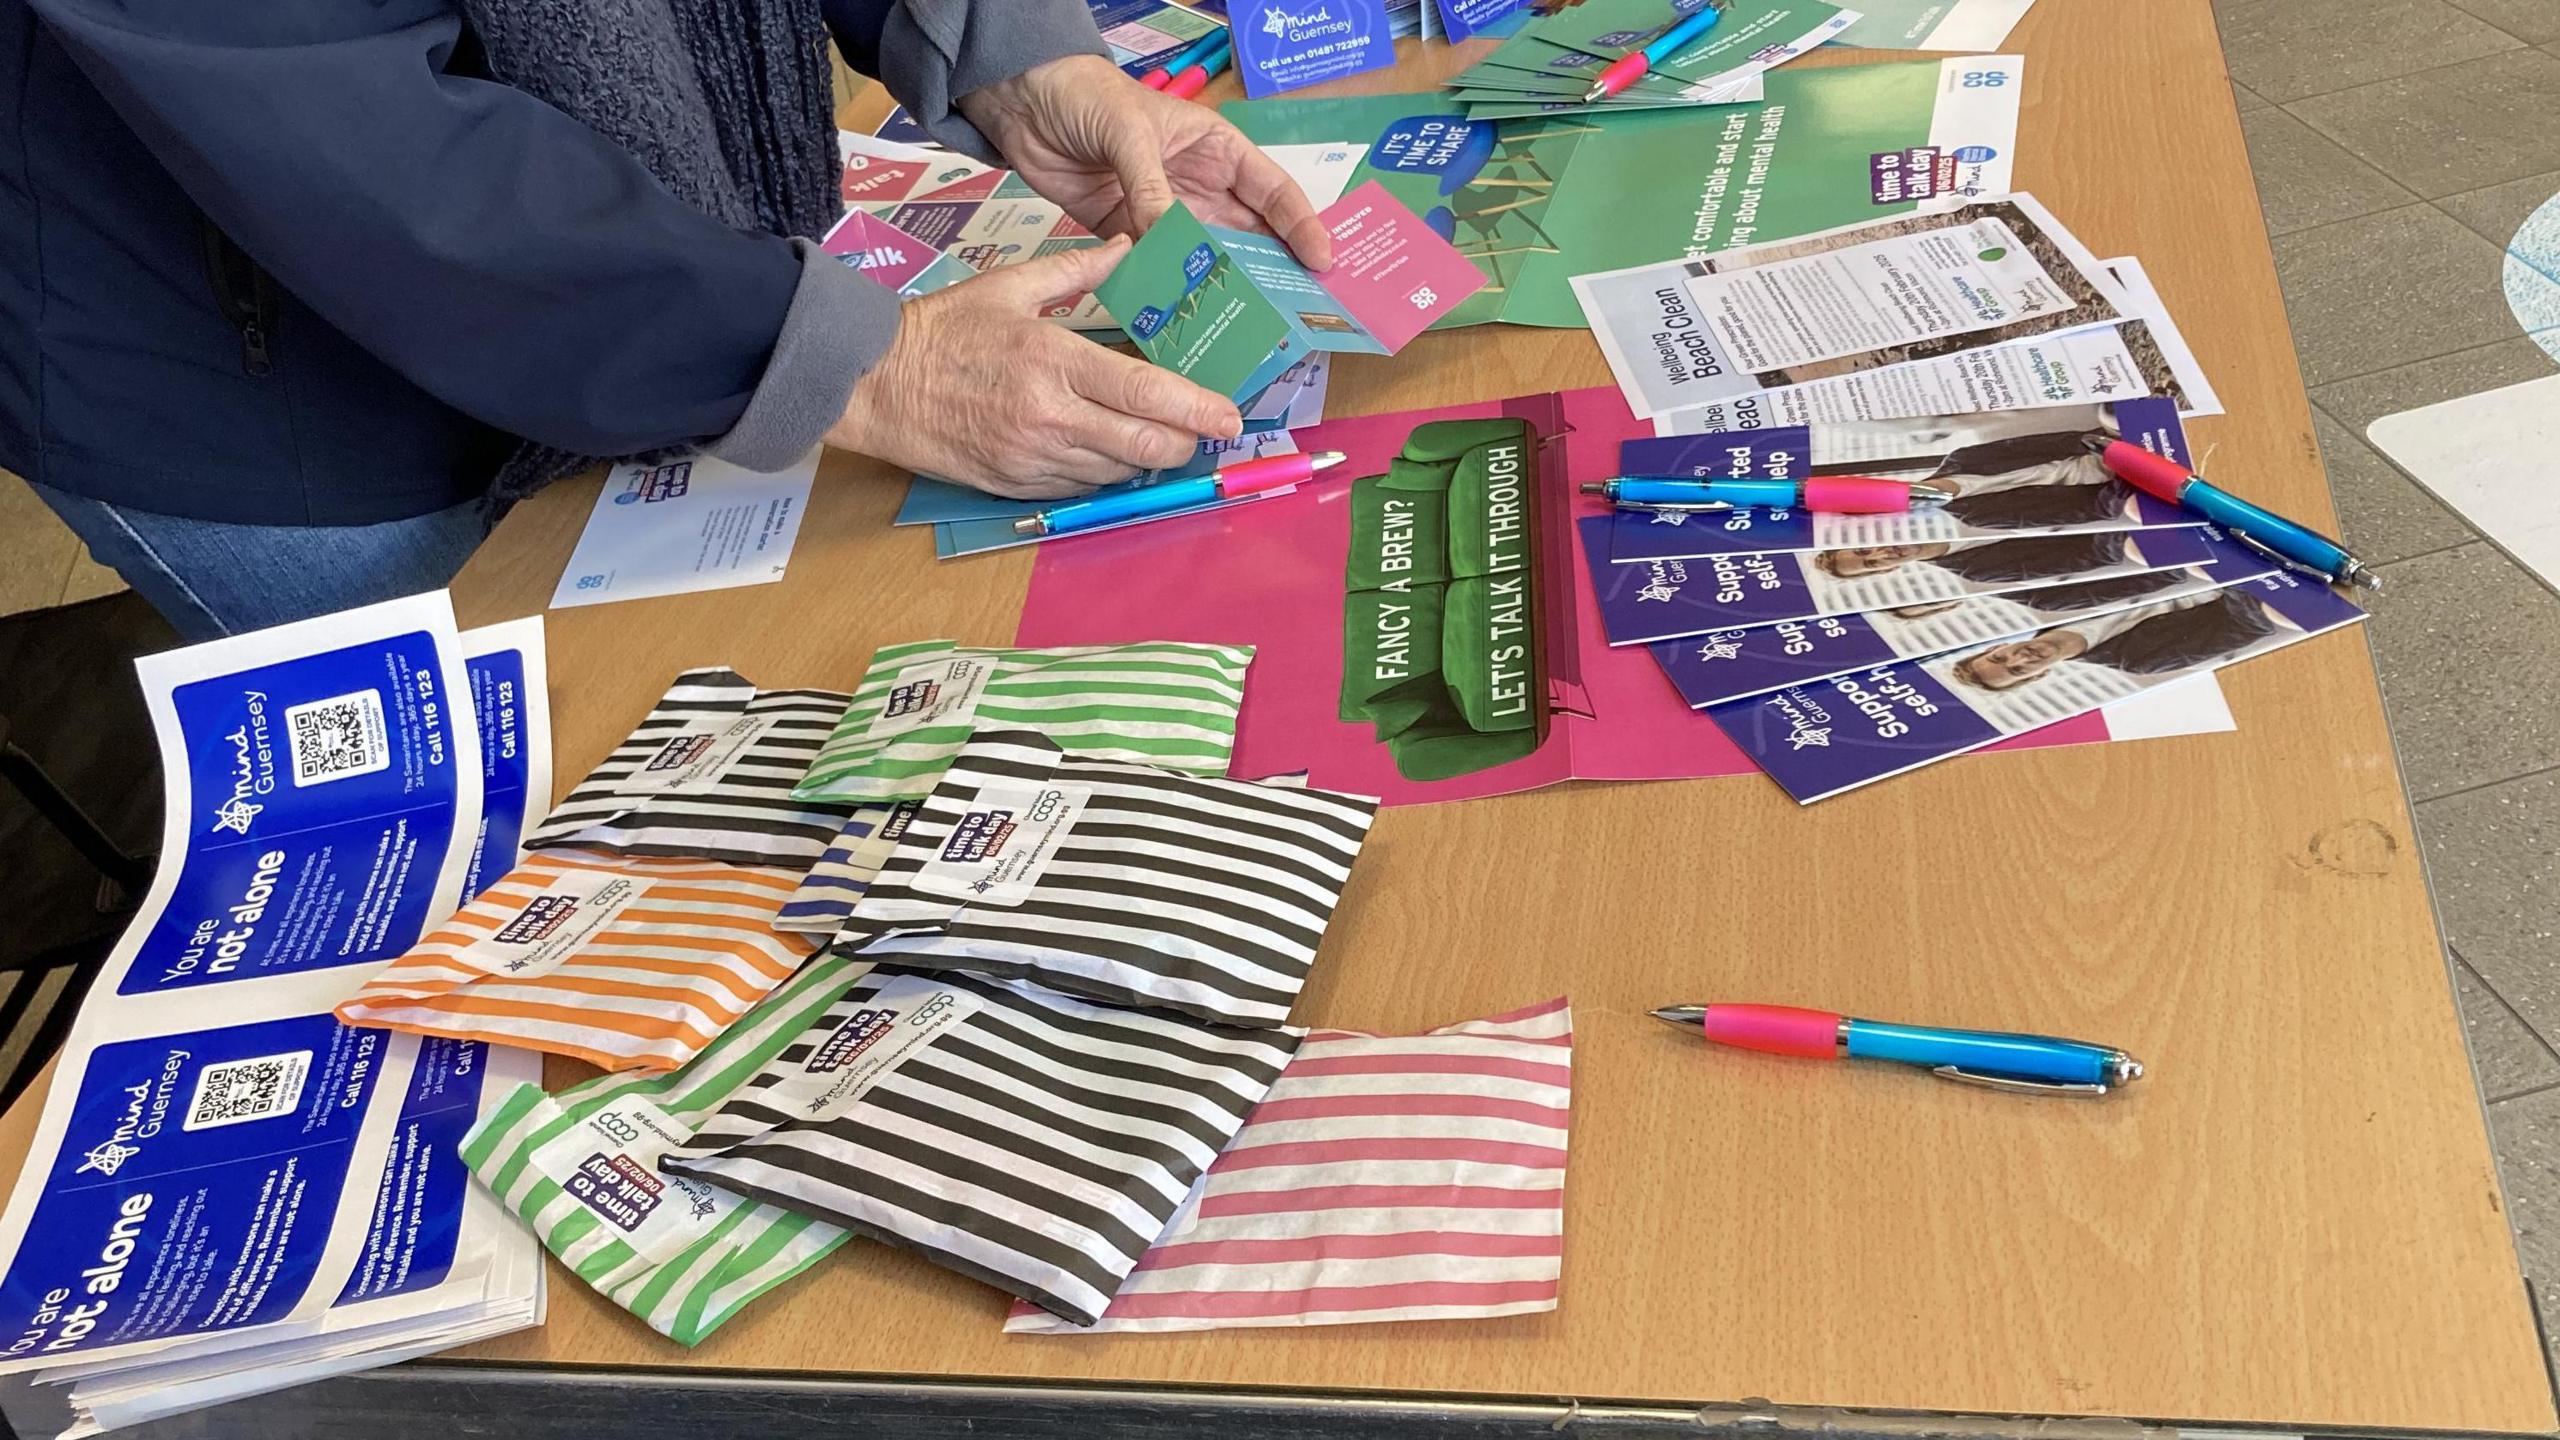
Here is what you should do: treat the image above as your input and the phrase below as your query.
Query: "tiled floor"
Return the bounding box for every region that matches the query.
[0,0,2555,1390]
[0,472,124,618]
[2222,0,2560,1369]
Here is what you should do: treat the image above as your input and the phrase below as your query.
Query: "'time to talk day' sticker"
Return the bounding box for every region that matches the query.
[864,657,992,740]
[454,869,656,979]
[531,1096,741,1265]
[911,782,1091,907]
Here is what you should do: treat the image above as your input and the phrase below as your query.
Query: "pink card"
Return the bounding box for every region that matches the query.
[819,210,942,293]
[1315,181,1487,352]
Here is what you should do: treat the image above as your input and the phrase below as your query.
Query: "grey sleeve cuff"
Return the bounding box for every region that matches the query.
[877,0,1112,163]
[704,239,903,473]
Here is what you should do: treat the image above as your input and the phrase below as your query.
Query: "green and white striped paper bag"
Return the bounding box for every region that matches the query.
[458,953,877,1344]
[791,641,1253,803]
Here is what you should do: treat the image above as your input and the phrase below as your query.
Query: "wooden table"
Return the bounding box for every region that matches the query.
[8,5,2553,1437]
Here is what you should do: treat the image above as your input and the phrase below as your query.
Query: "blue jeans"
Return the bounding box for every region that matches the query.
[27,485,491,644]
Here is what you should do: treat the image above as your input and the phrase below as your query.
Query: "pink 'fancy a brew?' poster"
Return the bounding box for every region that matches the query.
[1015,386,2192,807]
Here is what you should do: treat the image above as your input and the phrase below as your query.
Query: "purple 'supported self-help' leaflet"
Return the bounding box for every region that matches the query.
[1706,571,2369,803]
[1583,516,2223,646]
[1649,527,2279,709]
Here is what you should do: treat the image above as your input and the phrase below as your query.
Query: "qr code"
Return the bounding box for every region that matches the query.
[283,689,389,786]
[183,1050,312,1131]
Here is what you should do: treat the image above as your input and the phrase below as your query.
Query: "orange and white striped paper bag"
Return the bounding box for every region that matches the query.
[1003,997,1572,1333]
[337,850,819,1073]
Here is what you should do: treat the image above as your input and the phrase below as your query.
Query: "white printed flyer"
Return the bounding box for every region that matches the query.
[552,449,818,610]
[0,597,546,1437]
[1574,194,2136,419]
[1651,254,2224,433]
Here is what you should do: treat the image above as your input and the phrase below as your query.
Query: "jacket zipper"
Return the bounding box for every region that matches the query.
[200,222,276,377]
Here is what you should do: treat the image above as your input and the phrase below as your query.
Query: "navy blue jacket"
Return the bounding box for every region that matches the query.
[0,0,1103,525]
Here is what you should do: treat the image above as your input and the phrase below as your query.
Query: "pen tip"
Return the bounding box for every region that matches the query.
[1578,482,1606,495]
[2350,568,2385,593]
[1308,451,1349,470]
[1009,517,1041,536]
[1909,483,1955,508]
[1649,1007,1703,1028]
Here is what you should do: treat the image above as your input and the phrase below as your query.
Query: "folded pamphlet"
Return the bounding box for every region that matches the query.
[1097,185,1485,407]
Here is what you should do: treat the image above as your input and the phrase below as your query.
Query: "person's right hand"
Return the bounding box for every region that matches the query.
[825,236,1243,500]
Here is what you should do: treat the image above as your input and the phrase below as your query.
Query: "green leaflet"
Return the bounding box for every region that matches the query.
[1334,417,1551,783]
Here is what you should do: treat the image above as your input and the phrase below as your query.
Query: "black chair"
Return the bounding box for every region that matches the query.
[0,591,174,1109]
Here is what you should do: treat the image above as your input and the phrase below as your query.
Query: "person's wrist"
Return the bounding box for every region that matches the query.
[823,321,903,457]
[958,53,1119,144]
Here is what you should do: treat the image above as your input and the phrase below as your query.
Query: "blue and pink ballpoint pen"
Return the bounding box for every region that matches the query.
[1652,1003,2144,1097]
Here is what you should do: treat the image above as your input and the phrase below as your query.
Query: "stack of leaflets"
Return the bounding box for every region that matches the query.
[1563,191,2373,801]
[1448,0,1858,119]
[0,597,549,1437]
[1577,405,2369,804]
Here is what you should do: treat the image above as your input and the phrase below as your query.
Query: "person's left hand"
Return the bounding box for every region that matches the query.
[958,54,1334,269]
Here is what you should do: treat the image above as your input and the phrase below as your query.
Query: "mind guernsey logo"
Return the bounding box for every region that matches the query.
[1633,559,1690,604]
[208,691,276,835]
[77,1138,139,1178]
[1769,688,1835,751]
[209,793,263,837]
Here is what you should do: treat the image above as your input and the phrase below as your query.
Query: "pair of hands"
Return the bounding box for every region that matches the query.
[823,55,1332,500]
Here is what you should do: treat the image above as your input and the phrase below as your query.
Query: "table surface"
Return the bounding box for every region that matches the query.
[8,4,2552,1433]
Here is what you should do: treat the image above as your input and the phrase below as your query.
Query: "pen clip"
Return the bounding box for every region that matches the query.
[1621,501,1735,514]
[1929,1065,2112,1098]
[2225,529,2341,586]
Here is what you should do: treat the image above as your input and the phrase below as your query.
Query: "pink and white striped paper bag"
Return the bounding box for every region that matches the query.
[1003,997,1572,1333]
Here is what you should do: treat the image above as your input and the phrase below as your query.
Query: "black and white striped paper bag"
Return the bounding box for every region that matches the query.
[658,966,1304,1325]
[840,731,1378,1028]
[527,669,854,867]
